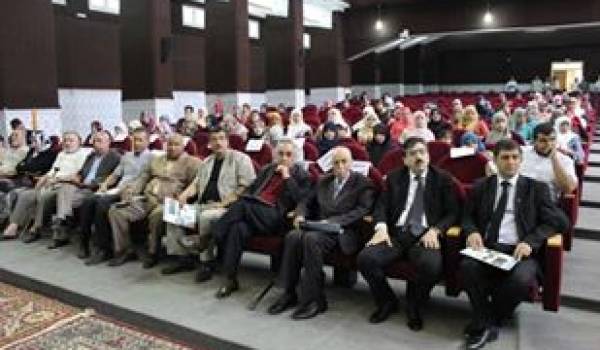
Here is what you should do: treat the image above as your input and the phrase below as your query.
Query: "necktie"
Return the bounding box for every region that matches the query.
[405,175,425,237]
[333,178,343,200]
[486,181,510,244]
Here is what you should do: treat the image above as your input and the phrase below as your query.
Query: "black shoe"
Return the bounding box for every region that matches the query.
[291,300,328,320]
[85,250,110,266]
[406,304,423,331]
[463,323,479,338]
[195,262,214,283]
[21,231,40,244]
[368,301,398,324]
[466,327,499,350]
[215,278,239,299]
[142,254,158,269]
[48,239,69,249]
[77,244,90,259]
[0,235,18,241]
[268,293,298,315]
[108,251,137,267]
[161,259,195,275]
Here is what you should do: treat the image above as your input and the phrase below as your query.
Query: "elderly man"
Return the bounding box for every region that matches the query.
[80,128,153,265]
[357,137,460,329]
[160,126,256,278]
[212,139,312,298]
[108,133,200,269]
[0,130,29,233]
[461,139,568,349]
[268,146,376,319]
[16,131,91,243]
[521,122,578,202]
[49,130,121,251]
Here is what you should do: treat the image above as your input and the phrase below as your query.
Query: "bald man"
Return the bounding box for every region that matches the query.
[108,133,200,268]
[268,146,376,320]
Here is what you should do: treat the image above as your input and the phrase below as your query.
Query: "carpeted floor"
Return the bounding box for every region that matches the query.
[0,282,201,350]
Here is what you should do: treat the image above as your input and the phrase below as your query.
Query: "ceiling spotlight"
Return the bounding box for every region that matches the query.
[483,10,494,25]
[375,19,384,31]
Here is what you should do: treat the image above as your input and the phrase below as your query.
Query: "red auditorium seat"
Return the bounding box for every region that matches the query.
[560,189,580,252]
[228,134,245,152]
[149,137,163,151]
[427,141,451,165]
[246,141,273,167]
[437,153,489,188]
[303,141,319,161]
[377,147,404,176]
[338,138,370,161]
[111,136,132,154]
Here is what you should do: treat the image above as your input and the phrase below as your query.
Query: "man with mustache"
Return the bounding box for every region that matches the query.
[357,137,459,330]
[520,122,578,202]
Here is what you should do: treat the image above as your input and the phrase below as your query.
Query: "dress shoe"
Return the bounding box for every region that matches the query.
[267,293,298,315]
[142,254,158,269]
[108,251,137,267]
[215,278,239,299]
[85,250,111,266]
[161,258,195,275]
[406,304,423,331]
[21,231,40,244]
[466,327,498,350]
[291,300,328,320]
[368,301,398,324]
[48,239,69,249]
[195,262,214,283]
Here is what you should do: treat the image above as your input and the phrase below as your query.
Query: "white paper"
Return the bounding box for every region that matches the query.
[149,133,160,143]
[163,197,197,229]
[245,139,264,152]
[450,146,476,159]
[292,138,305,149]
[317,148,335,172]
[460,247,518,271]
[352,161,372,176]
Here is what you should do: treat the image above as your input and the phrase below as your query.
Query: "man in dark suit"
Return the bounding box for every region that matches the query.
[461,139,568,350]
[49,130,121,254]
[357,137,460,330]
[212,139,312,299]
[267,146,376,319]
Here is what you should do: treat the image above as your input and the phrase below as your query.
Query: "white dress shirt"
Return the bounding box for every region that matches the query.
[495,174,519,245]
[521,146,577,202]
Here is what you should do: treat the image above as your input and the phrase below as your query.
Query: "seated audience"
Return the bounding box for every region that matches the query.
[521,122,578,202]
[461,132,497,176]
[367,124,392,167]
[427,108,451,139]
[389,106,413,142]
[108,133,200,269]
[485,111,512,144]
[460,139,568,349]
[456,106,489,139]
[400,111,435,143]
[268,147,375,319]
[0,130,30,192]
[358,137,459,329]
[510,108,534,143]
[211,139,311,298]
[317,122,340,156]
[163,127,255,279]
[555,116,585,165]
[286,108,312,139]
[79,128,153,266]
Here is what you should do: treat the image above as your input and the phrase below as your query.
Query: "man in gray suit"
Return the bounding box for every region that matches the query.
[268,146,376,319]
[49,130,121,252]
[162,127,256,278]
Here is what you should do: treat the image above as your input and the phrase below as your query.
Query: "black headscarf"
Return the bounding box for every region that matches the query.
[318,122,340,156]
[367,124,392,166]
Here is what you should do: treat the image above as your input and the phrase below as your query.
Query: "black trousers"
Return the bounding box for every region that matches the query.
[357,240,443,308]
[278,229,340,304]
[79,194,120,252]
[212,198,283,278]
[460,254,538,330]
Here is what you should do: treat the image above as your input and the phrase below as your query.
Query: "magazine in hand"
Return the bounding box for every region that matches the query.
[163,197,197,229]
[460,247,518,271]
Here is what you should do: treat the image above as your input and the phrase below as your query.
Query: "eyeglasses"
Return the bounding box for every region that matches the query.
[278,151,293,157]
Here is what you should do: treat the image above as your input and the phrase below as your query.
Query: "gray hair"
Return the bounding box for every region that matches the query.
[273,137,302,164]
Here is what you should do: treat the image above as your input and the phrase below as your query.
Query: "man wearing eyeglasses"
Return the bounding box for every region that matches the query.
[520,122,578,203]
[212,138,312,299]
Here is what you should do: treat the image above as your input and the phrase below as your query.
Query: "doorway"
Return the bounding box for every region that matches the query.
[551,61,584,92]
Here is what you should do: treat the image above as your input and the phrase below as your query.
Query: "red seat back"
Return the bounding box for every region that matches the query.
[427,141,451,165]
[377,148,404,176]
[437,153,489,185]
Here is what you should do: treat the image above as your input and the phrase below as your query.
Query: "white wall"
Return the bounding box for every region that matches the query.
[58,88,122,136]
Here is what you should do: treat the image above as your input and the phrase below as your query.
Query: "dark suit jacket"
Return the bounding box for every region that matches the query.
[374,165,460,249]
[462,175,569,253]
[296,171,376,255]
[244,163,312,217]
[16,148,58,176]
[77,150,121,190]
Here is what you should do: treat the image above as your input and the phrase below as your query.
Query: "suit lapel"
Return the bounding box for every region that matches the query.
[423,168,434,220]
[514,176,528,237]
[333,172,356,203]
[392,169,410,221]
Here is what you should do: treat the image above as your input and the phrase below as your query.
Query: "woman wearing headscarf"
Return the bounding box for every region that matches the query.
[485,111,512,144]
[510,107,534,143]
[388,106,414,142]
[354,107,381,145]
[266,111,285,146]
[555,116,585,165]
[286,108,312,139]
[456,105,489,138]
[367,124,392,167]
[427,107,451,139]
[317,122,340,156]
[399,110,435,143]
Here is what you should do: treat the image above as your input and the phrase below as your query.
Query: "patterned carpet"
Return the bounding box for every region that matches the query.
[0,282,199,350]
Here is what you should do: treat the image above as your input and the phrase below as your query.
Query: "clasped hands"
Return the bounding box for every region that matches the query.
[466,232,532,260]
[366,225,441,249]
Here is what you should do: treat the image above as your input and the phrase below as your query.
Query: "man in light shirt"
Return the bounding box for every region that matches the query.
[16,131,90,243]
[521,122,578,202]
[460,139,568,349]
